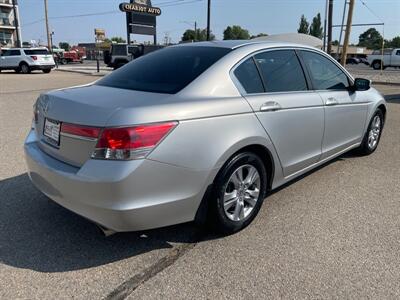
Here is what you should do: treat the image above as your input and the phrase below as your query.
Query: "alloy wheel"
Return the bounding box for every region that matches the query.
[223,164,261,222]
[368,115,381,150]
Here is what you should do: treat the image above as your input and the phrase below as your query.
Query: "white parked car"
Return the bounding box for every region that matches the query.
[367,48,400,70]
[0,48,55,74]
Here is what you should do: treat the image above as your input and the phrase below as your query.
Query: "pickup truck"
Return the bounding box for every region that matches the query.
[367,48,400,70]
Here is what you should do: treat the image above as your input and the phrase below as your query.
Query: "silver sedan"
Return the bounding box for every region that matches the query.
[24,41,387,234]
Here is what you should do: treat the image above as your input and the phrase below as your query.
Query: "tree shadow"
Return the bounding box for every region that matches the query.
[0,174,204,273]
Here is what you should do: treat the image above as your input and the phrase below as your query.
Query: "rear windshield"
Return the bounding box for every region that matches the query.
[24,49,49,55]
[96,46,232,94]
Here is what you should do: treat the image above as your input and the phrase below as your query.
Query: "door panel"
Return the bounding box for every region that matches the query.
[246,92,325,177]
[318,90,368,159]
[298,50,368,160]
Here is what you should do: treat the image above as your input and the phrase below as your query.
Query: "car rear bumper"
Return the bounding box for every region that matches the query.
[24,129,213,232]
[30,64,55,70]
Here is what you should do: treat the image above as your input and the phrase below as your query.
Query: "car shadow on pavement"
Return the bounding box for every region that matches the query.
[0,173,203,273]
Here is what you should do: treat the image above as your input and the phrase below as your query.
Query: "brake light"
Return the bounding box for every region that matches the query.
[31,56,38,60]
[61,123,101,139]
[92,122,178,160]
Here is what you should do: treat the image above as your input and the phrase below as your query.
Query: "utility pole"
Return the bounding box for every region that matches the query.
[327,0,334,55]
[323,0,328,52]
[194,21,197,41]
[12,0,21,47]
[340,0,355,66]
[206,0,211,41]
[44,0,52,52]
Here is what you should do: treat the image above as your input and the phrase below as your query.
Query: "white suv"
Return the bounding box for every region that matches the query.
[0,48,55,74]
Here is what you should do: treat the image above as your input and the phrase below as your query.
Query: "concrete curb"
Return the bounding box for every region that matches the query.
[372,81,400,87]
[55,68,109,77]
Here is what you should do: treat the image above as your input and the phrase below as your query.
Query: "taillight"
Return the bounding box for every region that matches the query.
[31,56,38,60]
[91,122,178,160]
[61,123,101,139]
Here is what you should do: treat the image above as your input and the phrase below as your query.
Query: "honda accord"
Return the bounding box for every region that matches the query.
[25,41,386,234]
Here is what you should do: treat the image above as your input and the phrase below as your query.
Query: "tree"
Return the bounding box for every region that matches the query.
[59,42,70,51]
[250,33,268,39]
[387,36,400,48]
[181,28,214,42]
[223,25,250,40]
[358,28,383,50]
[332,40,339,46]
[309,13,323,39]
[110,36,126,43]
[297,15,309,34]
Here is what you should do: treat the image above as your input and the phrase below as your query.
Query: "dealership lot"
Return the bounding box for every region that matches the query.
[0,72,400,299]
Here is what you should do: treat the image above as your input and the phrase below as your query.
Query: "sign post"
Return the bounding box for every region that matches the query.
[94,28,105,73]
[119,0,162,45]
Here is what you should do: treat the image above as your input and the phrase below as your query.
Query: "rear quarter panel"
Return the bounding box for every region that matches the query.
[148,112,283,187]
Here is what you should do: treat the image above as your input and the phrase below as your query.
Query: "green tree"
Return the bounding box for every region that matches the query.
[387,36,400,48]
[358,28,383,50]
[250,33,268,39]
[309,13,323,39]
[297,15,309,34]
[110,36,126,43]
[58,42,70,51]
[181,28,214,41]
[332,40,339,46]
[223,25,250,40]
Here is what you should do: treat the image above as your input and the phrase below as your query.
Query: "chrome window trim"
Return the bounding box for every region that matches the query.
[230,46,355,97]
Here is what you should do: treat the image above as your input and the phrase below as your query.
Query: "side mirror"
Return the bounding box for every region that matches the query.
[352,78,371,91]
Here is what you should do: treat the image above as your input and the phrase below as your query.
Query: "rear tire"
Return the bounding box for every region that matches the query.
[357,109,384,155]
[61,58,67,65]
[209,152,267,234]
[372,60,382,70]
[42,69,51,74]
[20,63,30,74]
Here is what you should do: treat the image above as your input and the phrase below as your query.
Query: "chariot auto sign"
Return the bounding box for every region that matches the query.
[120,0,161,44]
[119,1,161,16]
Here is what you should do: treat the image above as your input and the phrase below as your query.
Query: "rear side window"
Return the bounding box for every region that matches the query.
[24,49,49,55]
[301,51,349,90]
[254,50,308,93]
[234,58,264,94]
[112,45,127,56]
[97,46,232,94]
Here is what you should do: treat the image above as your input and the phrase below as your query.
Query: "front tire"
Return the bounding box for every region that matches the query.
[210,152,267,234]
[358,109,384,155]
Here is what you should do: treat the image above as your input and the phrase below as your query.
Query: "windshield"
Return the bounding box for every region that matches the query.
[96,46,232,94]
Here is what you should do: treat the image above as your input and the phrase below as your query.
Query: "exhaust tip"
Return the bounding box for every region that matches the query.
[96,224,116,237]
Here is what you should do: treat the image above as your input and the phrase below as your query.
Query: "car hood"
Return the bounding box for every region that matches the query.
[43,84,251,127]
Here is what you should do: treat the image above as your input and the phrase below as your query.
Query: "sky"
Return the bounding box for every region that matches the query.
[18,0,400,46]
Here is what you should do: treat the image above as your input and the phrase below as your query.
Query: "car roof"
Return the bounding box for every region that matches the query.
[177,40,316,50]
[1,47,49,50]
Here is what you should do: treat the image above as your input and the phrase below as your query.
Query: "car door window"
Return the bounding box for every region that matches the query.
[301,51,350,90]
[9,50,21,56]
[233,58,264,94]
[254,50,308,93]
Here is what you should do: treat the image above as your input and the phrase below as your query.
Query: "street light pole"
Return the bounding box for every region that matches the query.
[206,0,211,41]
[44,0,52,52]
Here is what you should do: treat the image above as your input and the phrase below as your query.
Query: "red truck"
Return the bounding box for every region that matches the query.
[58,46,86,64]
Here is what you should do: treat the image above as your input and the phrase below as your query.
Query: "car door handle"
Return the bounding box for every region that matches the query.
[325,97,338,106]
[260,101,282,112]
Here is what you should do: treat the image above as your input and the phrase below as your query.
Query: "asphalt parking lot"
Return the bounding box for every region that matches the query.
[0,71,400,299]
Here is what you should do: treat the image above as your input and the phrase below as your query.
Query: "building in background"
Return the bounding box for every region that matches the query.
[0,0,21,47]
